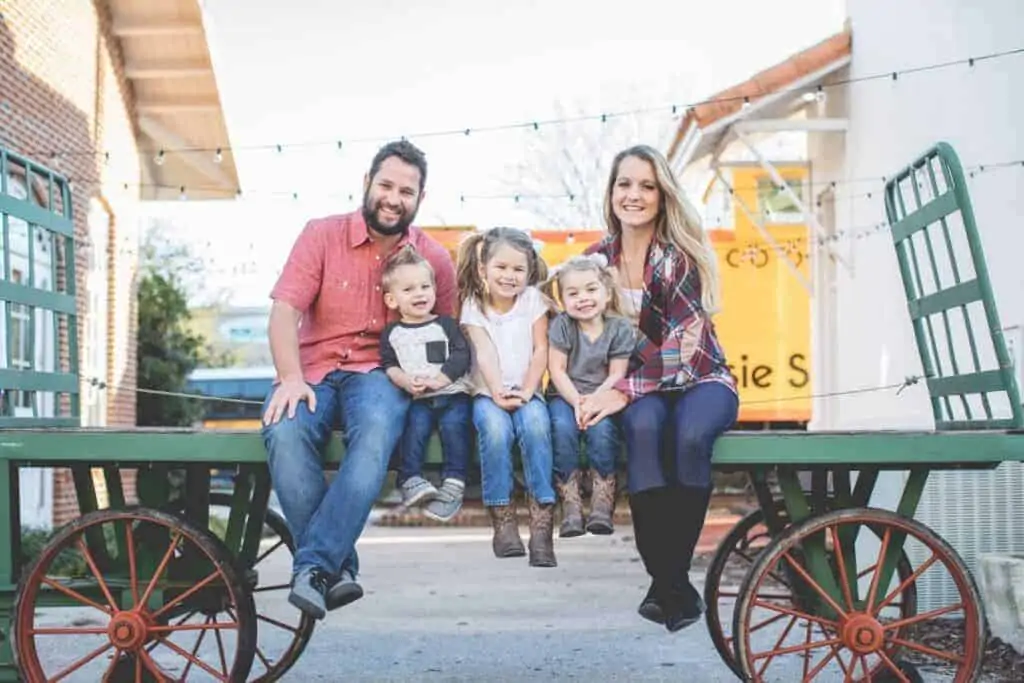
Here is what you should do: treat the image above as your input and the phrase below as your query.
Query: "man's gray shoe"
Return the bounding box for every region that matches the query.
[423,478,465,523]
[399,475,439,507]
[288,568,329,620]
[326,570,364,611]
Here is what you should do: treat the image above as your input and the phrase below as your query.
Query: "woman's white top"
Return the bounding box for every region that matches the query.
[460,286,549,395]
[618,287,644,327]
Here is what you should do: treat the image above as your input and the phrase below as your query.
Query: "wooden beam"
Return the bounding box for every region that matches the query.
[136,99,221,114]
[137,115,235,191]
[734,118,849,133]
[125,61,212,79]
[111,20,204,37]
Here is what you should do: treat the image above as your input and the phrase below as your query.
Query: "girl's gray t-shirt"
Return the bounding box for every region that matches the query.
[548,312,637,394]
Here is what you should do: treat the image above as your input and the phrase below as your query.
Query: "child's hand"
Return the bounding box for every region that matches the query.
[510,388,534,404]
[574,396,588,430]
[495,392,524,411]
[422,373,452,391]
[406,375,428,395]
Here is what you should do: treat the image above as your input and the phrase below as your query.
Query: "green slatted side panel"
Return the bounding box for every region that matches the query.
[884,142,1023,431]
[0,146,80,427]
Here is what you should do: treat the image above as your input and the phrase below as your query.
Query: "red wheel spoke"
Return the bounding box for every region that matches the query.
[748,610,791,635]
[802,640,841,681]
[873,552,938,614]
[883,602,963,631]
[158,632,231,682]
[829,525,856,611]
[756,615,799,677]
[123,521,140,608]
[47,642,113,682]
[865,526,892,610]
[40,577,113,615]
[781,551,849,619]
[214,619,230,675]
[752,634,844,661]
[802,621,813,680]
[136,531,182,611]
[150,621,238,634]
[76,538,120,611]
[178,614,213,680]
[28,626,108,636]
[887,635,965,664]
[753,598,838,628]
[149,569,222,621]
[139,645,173,681]
[100,647,123,683]
[876,649,913,683]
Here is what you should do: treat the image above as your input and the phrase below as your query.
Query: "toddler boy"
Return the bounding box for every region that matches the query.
[380,245,473,522]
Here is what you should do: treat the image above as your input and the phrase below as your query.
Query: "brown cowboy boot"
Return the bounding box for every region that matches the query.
[556,471,585,538]
[527,497,557,567]
[488,503,525,558]
[586,469,617,535]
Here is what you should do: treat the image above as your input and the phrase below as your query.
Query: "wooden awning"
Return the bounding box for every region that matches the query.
[106,0,240,200]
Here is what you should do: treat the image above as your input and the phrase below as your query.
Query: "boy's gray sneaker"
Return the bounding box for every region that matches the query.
[326,569,364,611]
[400,475,439,507]
[423,478,465,522]
[288,567,329,620]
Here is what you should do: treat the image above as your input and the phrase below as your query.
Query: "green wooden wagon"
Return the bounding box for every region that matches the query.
[1,141,1021,682]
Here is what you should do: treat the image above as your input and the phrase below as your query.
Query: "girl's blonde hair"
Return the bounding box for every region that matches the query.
[602,144,721,313]
[540,253,622,317]
[456,227,547,310]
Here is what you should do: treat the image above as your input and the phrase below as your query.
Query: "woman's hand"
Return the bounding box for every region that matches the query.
[578,388,629,428]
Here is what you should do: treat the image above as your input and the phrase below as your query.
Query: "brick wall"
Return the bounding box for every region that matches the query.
[1,0,142,526]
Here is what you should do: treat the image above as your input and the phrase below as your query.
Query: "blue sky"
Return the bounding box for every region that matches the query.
[152,0,847,306]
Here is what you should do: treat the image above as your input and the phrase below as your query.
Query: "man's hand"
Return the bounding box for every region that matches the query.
[262,377,317,425]
[422,373,452,392]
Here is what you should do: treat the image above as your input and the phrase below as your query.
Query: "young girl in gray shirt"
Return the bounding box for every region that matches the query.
[543,254,636,537]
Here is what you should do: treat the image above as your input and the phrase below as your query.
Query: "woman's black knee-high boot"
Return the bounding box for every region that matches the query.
[663,484,713,633]
[628,486,675,624]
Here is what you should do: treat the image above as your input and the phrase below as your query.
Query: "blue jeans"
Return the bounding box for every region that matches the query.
[548,395,620,480]
[472,395,556,506]
[621,381,738,493]
[397,393,472,484]
[261,369,410,578]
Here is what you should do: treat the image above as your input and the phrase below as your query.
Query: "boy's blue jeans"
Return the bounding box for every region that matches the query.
[261,369,410,579]
[397,393,472,484]
[472,395,556,507]
[548,395,621,481]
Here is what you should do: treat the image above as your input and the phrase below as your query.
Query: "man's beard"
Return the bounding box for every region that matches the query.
[362,191,417,237]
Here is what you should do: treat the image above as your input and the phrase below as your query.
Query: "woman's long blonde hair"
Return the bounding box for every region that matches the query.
[602,144,721,313]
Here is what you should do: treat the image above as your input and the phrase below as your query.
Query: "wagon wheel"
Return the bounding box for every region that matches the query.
[12,507,257,682]
[705,502,919,680]
[732,508,984,682]
[208,492,316,682]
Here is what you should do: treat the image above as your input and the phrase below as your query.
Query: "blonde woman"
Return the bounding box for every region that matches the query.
[578,145,738,633]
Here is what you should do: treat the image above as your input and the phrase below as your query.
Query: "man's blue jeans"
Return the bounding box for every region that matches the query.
[472,395,556,507]
[397,393,472,485]
[548,395,621,481]
[261,369,410,578]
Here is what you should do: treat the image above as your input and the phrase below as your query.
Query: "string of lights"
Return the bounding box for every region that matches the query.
[62,155,1024,205]
[19,45,1023,161]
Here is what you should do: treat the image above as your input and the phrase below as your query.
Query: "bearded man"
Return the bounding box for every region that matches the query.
[261,140,457,619]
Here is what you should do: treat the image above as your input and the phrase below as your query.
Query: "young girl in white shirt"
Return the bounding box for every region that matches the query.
[457,227,557,568]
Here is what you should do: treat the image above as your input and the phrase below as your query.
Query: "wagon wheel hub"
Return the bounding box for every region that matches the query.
[107,611,150,651]
[841,613,885,654]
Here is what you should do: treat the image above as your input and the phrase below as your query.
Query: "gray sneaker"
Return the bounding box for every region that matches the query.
[422,478,465,522]
[288,567,329,620]
[400,475,439,507]
[326,569,364,611]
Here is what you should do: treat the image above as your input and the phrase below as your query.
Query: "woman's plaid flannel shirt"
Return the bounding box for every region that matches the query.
[585,235,737,400]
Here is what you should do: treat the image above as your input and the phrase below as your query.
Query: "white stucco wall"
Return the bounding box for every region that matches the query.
[826,0,1024,612]
[827,0,1023,428]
